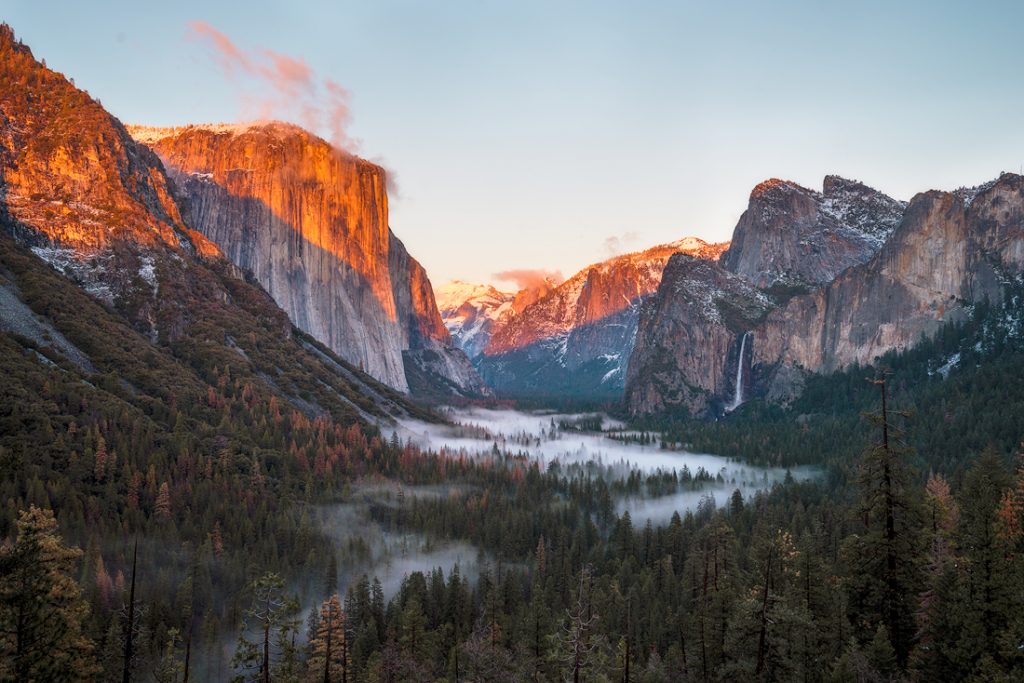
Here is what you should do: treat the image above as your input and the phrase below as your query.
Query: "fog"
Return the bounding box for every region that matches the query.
[313,487,490,601]
[396,406,816,521]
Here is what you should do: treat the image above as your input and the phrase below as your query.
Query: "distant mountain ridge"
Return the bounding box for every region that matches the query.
[440,238,728,399]
[435,280,515,359]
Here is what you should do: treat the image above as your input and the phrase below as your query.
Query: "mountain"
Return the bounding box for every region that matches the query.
[435,280,515,359]
[0,23,433,424]
[127,123,488,398]
[720,175,905,289]
[474,238,728,398]
[626,173,1024,417]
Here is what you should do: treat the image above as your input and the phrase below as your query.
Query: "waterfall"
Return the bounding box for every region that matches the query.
[728,332,750,412]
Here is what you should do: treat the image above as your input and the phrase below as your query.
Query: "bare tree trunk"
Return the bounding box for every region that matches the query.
[262,622,270,683]
[123,538,138,683]
[755,544,774,675]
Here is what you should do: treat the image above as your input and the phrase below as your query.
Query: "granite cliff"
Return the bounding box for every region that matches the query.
[721,175,905,289]
[129,123,487,396]
[626,174,1024,417]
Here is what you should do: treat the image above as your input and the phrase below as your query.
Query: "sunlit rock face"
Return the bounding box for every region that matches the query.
[474,238,728,398]
[131,122,487,396]
[0,23,227,344]
[626,173,1024,417]
[0,25,217,259]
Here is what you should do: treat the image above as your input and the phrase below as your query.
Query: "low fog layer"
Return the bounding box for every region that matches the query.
[397,407,815,521]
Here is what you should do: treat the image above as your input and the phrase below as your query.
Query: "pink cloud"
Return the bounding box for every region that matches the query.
[493,269,564,290]
[187,21,357,153]
[259,50,313,97]
[187,21,252,77]
[323,79,352,151]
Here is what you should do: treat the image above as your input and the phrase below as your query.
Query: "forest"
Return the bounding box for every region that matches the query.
[2,229,1024,681]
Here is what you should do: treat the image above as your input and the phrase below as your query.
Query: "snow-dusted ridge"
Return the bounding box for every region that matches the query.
[126,120,308,145]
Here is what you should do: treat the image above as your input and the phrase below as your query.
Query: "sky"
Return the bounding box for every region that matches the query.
[5,1,1024,288]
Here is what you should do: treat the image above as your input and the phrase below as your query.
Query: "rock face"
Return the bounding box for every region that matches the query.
[626,173,1024,417]
[474,238,728,398]
[389,235,491,398]
[754,176,1023,382]
[721,176,905,288]
[129,123,487,396]
[625,255,771,416]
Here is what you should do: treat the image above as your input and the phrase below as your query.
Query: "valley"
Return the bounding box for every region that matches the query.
[1,15,1023,683]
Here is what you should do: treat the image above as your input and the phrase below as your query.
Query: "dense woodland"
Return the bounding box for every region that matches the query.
[2,225,1024,682]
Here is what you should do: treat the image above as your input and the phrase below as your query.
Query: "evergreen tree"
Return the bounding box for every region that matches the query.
[0,506,98,682]
[843,378,922,667]
[231,572,299,683]
[955,449,1015,677]
[308,594,348,683]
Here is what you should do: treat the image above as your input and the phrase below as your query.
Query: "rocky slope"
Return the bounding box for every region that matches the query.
[0,25,217,261]
[0,23,437,423]
[626,173,1024,417]
[128,122,487,397]
[474,238,728,398]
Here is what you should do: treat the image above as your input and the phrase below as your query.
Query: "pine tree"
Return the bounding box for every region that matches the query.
[308,594,348,683]
[155,482,172,520]
[232,572,299,683]
[0,506,98,682]
[910,473,960,677]
[153,627,185,683]
[956,449,1014,675]
[93,435,108,483]
[843,377,921,667]
[721,529,811,682]
[559,567,599,683]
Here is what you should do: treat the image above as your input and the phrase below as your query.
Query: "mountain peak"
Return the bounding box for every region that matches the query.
[823,174,869,196]
[750,178,810,200]
[724,174,906,287]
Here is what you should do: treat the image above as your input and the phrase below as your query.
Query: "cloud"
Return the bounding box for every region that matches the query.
[603,231,641,257]
[186,21,356,152]
[492,269,564,290]
[259,49,314,97]
[370,155,401,199]
[187,21,252,76]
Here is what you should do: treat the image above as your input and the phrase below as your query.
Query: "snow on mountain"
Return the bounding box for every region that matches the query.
[475,237,728,397]
[435,280,515,359]
[722,176,906,288]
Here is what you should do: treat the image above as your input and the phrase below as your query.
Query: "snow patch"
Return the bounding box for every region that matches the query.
[138,255,157,289]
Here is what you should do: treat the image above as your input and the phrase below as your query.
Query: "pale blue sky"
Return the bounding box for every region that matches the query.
[5,1,1023,287]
